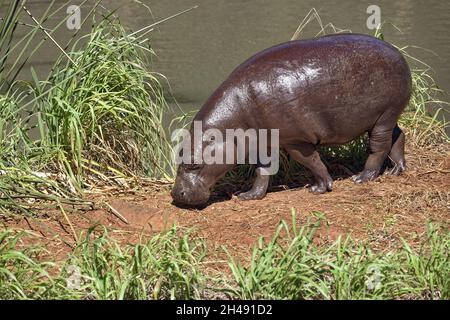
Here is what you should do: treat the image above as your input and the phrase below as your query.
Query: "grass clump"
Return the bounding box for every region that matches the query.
[0,226,207,300]
[0,230,55,299]
[0,1,174,216]
[34,18,172,185]
[0,216,448,300]
[225,211,449,300]
[63,226,207,300]
[400,67,449,147]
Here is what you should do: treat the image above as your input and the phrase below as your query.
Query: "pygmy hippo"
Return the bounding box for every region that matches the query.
[171,33,412,206]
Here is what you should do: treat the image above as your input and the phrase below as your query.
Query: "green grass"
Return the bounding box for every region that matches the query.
[0,1,174,217]
[0,214,448,300]
[225,211,449,300]
[0,230,55,299]
[33,17,172,185]
[62,226,207,300]
[0,226,208,299]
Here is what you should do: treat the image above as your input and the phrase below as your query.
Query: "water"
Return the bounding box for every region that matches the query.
[3,0,450,127]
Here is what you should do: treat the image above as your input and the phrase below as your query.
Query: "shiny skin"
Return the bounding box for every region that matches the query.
[171,34,412,206]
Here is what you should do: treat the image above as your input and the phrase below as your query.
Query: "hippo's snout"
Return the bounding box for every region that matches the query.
[171,177,210,207]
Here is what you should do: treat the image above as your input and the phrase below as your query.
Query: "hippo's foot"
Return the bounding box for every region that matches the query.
[352,169,379,184]
[309,179,333,194]
[238,189,266,201]
[238,167,270,201]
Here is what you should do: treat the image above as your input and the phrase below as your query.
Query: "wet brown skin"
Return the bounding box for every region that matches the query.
[171,34,412,207]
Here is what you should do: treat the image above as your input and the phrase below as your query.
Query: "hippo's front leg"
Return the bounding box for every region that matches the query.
[238,167,270,200]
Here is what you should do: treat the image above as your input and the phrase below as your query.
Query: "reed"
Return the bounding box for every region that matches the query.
[0,1,174,217]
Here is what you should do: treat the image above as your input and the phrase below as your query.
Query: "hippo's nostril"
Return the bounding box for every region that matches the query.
[181,191,186,197]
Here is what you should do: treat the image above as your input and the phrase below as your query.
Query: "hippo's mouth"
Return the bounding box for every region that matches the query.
[171,199,209,209]
[170,185,211,208]
[171,191,210,208]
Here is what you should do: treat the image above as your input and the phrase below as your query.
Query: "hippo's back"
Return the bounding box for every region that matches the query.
[227,34,412,145]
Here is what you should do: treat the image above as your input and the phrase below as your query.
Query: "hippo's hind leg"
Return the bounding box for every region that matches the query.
[238,167,270,200]
[387,125,406,175]
[286,142,333,194]
[353,122,395,183]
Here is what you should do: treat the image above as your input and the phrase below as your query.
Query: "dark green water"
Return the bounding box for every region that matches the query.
[2,0,450,128]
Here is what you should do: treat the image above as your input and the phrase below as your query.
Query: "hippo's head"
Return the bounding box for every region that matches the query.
[170,120,236,206]
[171,162,233,207]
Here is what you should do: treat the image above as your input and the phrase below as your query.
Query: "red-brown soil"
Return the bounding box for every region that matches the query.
[1,143,449,263]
